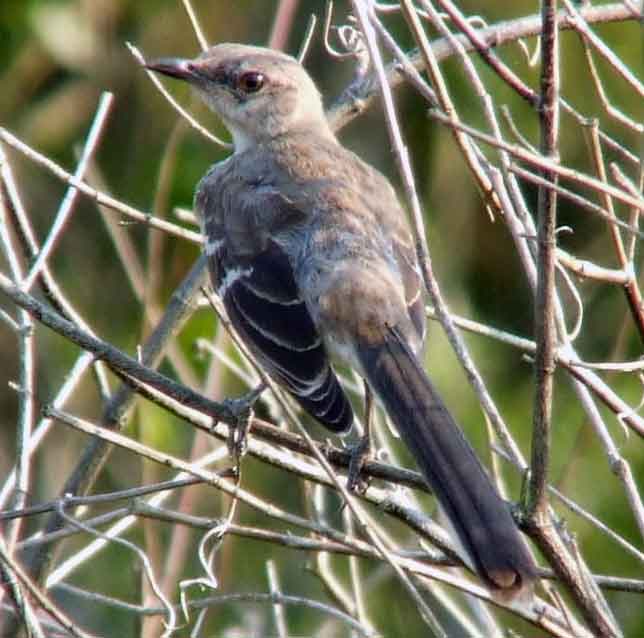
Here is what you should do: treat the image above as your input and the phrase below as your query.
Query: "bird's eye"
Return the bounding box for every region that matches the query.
[237,71,265,93]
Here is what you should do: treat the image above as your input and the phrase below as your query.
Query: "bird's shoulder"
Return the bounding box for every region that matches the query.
[195,150,311,258]
[194,135,417,260]
[196,134,401,216]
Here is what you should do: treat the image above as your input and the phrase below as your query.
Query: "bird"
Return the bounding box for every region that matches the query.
[145,43,537,596]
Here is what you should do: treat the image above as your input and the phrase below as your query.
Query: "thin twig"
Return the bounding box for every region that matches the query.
[44,450,229,588]
[0,478,204,522]
[328,4,637,172]
[22,93,114,291]
[266,561,288,638]
[0,153,35,557]
[0,540,95,638]
[20,257,207,587]
[297,13,318,63]
[561,0,644,99]
[426,110,644,213]
[400,0,527,467]
[528,0,560,519]
[56,504,176,637]
[181,0,208,51]
[127,43,230,149]
[580,37,643,134]
[509,164,643,238]
[268,0,300,51]
[0,126,203,243]
[0,274,235,422]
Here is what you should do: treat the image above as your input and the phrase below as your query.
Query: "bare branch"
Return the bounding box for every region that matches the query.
[0,127,203,243]
[528,0,560,520]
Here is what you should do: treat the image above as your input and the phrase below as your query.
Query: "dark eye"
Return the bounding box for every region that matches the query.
[237,71,265,93]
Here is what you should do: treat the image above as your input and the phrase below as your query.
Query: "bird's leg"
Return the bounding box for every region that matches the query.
[222,382,266,464]
[347,380,374,493]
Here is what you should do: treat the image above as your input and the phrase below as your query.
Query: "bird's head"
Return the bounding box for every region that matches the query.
[145,43,333,152]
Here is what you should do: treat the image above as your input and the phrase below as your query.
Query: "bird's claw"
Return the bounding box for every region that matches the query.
[223,383,266,464]
[347,434,371,494]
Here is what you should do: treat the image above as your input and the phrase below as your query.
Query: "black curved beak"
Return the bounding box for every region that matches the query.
[144,57,196,82]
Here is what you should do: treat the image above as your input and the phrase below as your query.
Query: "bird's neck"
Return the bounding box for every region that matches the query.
[228,123,256,154]
[230,118,337,155]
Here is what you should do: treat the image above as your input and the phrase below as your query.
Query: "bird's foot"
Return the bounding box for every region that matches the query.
[223,383,266,464]
[347,434,372,494]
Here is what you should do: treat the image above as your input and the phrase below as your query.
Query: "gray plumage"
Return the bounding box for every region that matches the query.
[146,43,536,595]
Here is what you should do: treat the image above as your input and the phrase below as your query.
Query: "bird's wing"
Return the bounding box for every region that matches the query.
[200,181,354,433]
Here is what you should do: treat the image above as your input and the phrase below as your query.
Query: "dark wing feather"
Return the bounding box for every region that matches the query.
[211,240,353,433]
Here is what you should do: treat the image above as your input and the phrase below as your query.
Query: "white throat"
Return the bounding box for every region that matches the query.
[228,123,254,154]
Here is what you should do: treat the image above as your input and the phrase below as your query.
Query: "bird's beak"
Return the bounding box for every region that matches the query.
[144,57,197,82]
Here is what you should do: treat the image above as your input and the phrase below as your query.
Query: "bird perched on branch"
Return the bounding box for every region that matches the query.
[146,43,536,597]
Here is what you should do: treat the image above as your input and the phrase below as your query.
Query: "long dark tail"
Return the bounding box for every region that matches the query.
[357,329,536,594]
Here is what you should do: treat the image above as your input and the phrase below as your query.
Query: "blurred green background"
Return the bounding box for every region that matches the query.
[0,1,642,636]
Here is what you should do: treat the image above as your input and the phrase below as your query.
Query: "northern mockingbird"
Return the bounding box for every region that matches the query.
[146,43,536,596]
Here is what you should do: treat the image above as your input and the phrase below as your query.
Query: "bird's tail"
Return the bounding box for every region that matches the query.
[357,328,536,595]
